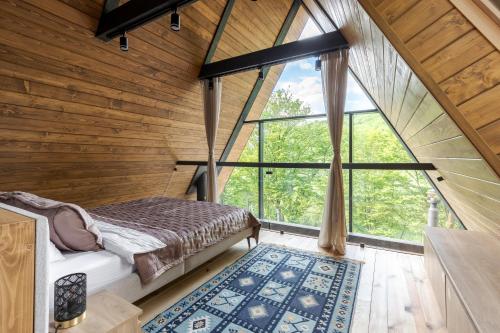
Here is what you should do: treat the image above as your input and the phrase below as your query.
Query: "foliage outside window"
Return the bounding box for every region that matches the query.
[221,88,461,244]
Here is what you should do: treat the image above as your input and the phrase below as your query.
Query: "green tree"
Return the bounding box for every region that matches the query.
[221,89,460,243]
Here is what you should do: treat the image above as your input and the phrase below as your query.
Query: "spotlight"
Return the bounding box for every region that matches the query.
[258,67,264,80]
[119,32,128,52]
[315,57,321,71]
[171,8,180,31]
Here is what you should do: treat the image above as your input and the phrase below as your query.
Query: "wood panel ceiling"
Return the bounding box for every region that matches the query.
[0,0,306,207]
[304,0,500,236]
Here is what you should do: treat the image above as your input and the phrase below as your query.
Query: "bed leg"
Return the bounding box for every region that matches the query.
[247,237,251,249]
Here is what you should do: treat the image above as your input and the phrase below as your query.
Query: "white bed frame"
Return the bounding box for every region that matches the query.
[96,227,254,304]
[0,202,255,333]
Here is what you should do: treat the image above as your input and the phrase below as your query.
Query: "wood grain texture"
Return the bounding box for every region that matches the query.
[307,0,500,236]
[49,291,142,333]
[0,0,306,207]
[0,208,35,333]
[426,227,500,333]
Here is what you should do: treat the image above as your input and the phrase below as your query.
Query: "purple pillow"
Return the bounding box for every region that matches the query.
[0,194,101,251]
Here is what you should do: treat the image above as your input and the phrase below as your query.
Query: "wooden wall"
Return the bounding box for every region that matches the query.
[304,0,500,236]
[0,0,306,207]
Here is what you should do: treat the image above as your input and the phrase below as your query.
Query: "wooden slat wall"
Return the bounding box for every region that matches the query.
[0,0,305,207]
[306,0,500,236]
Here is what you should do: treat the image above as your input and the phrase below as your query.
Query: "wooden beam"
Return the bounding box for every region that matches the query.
[199,31,348,79]
[96,0,199,41]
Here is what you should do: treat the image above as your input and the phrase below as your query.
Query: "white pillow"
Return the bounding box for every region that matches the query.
[48,241,65,263]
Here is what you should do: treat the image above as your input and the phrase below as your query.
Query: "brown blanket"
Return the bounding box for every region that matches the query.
[88,197,260,284]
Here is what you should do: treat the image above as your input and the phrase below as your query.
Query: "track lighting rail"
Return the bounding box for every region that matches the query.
[96,0,198,41]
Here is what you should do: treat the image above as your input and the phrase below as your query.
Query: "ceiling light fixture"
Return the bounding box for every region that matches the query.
[171,8,181,32]
[315,56,321,71]
[258,67,264,80]
[119,32,128,52]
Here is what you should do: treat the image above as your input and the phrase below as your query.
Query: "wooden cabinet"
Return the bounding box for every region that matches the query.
[446,278,477,333]
[49,291,142,333]
[425,227,500,333]
[423,236,446,319]
[0,208,36,333]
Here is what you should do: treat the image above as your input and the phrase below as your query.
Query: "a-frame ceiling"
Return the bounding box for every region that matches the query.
[0,0,498,237]
[0,0,307,206]
[303,0,500,236]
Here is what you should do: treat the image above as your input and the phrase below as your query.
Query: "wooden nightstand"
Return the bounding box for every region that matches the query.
[49,291,142,333]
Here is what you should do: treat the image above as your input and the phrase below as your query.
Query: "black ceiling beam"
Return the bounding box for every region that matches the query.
[199,30,349,79]
[177,161,437,171]
[96,0,199,41]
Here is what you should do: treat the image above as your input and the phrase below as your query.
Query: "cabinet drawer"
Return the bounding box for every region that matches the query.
[446,279,477,333]
[424,236,446,319]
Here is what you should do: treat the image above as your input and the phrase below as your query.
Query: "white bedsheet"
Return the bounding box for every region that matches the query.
[94,219,166,264]
[49,250,134,309]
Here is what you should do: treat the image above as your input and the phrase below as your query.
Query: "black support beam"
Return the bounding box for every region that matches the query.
[177,161,437,171]
[199,31,349,79]
[96,0,199,41]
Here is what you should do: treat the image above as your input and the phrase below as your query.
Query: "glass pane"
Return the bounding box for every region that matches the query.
[261,86,321,119]
[353,112,412,163]
[263,168,328,227]
[345,74,375,111]
[220,167,258,216]
[351,169,457,243]
[299,19,323,40]
[263,117,349,163]
[263,168,349,228]
[227,124,258,162]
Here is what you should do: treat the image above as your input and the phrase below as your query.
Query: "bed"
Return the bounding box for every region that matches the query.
[0,192,260,322]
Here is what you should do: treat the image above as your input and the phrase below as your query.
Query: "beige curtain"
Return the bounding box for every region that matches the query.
[318,49,349,255]
[202,77,222,203]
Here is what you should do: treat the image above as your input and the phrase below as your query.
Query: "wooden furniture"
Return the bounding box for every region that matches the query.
[424,227,500,333]
[50,291,142,333]
[0,208,35,333]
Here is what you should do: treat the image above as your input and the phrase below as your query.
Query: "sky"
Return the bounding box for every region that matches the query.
[272,19,374,114]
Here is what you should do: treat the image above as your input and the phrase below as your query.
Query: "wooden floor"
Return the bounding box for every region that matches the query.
[136,230,447,332]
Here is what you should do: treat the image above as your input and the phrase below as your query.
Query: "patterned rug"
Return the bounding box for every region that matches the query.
[142,243,362,333]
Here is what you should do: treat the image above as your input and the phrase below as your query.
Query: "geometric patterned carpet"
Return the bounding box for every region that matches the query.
[142,243,362,333]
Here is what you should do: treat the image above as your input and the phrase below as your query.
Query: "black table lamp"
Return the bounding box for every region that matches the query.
[54,273,87,329]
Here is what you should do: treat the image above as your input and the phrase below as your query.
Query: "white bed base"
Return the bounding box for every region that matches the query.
[103,227,254,304]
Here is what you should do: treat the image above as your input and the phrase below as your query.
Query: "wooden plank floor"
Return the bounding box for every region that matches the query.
[136,230,447,332]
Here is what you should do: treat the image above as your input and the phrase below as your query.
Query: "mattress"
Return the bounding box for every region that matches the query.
[48,250,134,309]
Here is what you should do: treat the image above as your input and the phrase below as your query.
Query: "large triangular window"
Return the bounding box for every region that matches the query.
[221,19,461,244]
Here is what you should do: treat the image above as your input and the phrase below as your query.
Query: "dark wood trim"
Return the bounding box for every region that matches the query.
[96,0,199,41]
[198,31,348,79]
